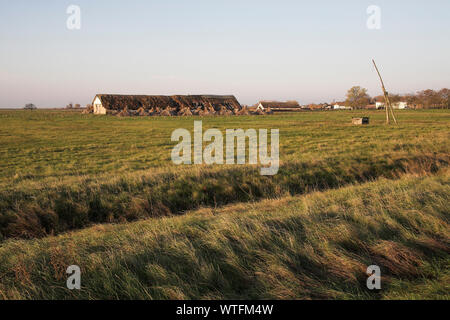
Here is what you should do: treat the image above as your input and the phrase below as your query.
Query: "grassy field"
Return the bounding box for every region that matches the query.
[0,172,448,299]
[0,109,449,299]
[0,109,448,183]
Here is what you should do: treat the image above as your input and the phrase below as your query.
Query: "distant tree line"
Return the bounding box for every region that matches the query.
[402,88,450,109]
[345,87,450,109]
[66,103,81,109]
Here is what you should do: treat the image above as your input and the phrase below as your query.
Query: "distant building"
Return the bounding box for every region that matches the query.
[373,96,385,109]
[301,104,324,110]
[393,102,408,109]
[376,101,385,109]
[256,101,301,112]
[332,102,352,110]
[376,101,408,109]
[91,94,241,115]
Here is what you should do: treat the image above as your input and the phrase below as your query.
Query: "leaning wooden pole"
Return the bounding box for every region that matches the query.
[372,59,390,124]
[372,59,397,124]
[387,94,398,124]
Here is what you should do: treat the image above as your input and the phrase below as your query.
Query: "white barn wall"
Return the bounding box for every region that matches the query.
[93,96,107,114]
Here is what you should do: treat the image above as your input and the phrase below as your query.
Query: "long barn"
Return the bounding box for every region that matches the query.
[92,94,242,115]
[256,101,301,113]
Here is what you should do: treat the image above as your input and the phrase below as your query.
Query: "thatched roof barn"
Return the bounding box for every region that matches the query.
[92,94,242,115]
[256,101,301,112]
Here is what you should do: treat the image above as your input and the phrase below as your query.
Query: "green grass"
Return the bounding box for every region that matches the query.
[1,110,449,239]
[0,109,448,184]
[0,109,449,299]
[0,172,448,299]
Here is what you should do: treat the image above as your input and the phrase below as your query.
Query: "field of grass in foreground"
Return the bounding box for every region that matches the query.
[0,172,448,300]
[0,109,449,239]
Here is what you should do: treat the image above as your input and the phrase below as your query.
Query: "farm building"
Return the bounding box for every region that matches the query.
[91,94,243,116]
[375,101,385,109]
[256,101,301,112]
[332,102,352,110]
[375,101,408,109]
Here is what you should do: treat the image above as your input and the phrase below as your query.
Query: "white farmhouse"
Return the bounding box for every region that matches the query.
[376,101,385,109]
[333,102,352,110]
[376,101,408,109]
[393,102,408,109]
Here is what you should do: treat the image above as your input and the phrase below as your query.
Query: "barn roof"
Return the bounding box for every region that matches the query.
[94,94,241,112]
[258,101,300,109]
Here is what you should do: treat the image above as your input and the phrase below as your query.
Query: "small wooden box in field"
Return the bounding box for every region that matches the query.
[352,117,369,125]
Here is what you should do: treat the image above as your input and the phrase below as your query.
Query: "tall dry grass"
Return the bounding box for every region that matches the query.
[1,153,448,239]
[0,172,448,299]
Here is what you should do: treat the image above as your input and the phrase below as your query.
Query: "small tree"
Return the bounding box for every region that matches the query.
[346,86,370,109]
[66,103,73,109]
[24,103,37,110]
[438,88,450,109]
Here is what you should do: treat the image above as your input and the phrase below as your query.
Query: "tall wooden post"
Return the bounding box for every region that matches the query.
[372,59,397,124]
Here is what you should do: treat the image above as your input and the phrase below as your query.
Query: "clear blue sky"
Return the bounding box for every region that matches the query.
[1,0,449,108]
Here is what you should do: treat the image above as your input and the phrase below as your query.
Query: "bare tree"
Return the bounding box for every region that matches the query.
[417,89,441,109]
[346,86,370,109]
